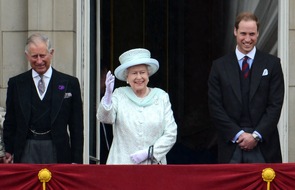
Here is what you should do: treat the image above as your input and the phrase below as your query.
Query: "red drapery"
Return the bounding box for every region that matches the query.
[1,163,295,190]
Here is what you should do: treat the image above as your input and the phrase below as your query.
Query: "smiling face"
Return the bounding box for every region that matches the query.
[25,40,54,75]
[126,64,150,97]
[234,20,259,54]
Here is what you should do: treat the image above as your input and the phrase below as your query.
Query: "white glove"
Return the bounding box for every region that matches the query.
[130,149,148,164]
[103,71,115,106]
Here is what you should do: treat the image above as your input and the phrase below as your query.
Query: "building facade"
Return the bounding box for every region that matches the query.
[0,0,294,163]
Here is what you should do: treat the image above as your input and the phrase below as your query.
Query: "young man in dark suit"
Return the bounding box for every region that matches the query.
[208,12,284,163]
[3,33,84,164]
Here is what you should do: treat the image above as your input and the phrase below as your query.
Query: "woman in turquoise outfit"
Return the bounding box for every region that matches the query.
[97,48,177,164]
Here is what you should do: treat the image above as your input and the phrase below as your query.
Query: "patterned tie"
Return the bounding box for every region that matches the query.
[38,75,45,95]
[242,56,249,79]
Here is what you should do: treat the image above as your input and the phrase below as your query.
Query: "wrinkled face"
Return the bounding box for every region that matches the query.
[126,64,149,93]
[234,20,259,54]
[25,41,54,75]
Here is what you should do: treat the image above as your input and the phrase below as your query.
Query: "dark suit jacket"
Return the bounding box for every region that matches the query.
[3,68,84,163]
[208,50,284,163]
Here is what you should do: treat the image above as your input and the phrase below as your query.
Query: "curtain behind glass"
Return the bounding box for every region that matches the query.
[223,0,278,55]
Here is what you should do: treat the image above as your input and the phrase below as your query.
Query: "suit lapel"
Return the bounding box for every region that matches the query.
[249,51,266,101]
[226,53,242,104]
[50,69,68,124]
[18,70,33,126]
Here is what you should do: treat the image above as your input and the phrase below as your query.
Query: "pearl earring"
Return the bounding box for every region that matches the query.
[126,81,129,84]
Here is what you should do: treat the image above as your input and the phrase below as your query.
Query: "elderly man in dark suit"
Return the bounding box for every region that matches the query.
[3,33,84,164]
[208,12,284,163]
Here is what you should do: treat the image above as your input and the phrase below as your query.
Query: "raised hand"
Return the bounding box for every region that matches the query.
[103,71,115,106]
[105,71,115,94]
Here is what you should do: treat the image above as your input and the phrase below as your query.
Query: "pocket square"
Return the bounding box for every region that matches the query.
[262,69,268,76]
[64,92,72,98]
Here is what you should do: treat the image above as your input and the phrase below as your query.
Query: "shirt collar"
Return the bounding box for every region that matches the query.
[32,66,53,78]
[235,46,256,60]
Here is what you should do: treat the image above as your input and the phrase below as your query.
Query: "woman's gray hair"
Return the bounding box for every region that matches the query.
[25,33,52,53]
[123,64,152,80]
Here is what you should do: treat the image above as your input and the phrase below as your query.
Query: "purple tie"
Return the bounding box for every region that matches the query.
[242,56,249,79]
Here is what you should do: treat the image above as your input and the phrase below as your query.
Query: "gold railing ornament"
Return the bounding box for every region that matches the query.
[262,168,275,190]
[38,168,52,190]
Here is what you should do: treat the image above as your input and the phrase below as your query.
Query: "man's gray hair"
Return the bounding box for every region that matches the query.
[25,33,52,53]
